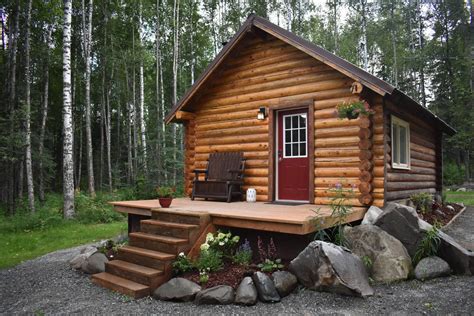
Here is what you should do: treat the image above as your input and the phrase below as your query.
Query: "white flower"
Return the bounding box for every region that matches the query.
[200,243,210,251]
[232,236,240,243]
[219,241,224,246]
[178,252,185,257]
[206,233,214,242]
[217,232,226,239]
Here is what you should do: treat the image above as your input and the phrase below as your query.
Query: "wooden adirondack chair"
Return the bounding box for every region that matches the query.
[191,152,246,203]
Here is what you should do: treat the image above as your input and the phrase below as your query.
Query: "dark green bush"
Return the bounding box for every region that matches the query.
[443,162,465,186]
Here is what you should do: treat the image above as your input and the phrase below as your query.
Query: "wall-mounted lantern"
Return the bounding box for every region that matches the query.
[257,107,267,120]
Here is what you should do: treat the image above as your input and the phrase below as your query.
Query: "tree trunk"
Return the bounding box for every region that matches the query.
[138,1,148,176]
[82,0,95,197]
[24,0,35,212]
[125,65,134,184]
[172,0,180,185]
[156,0,162,183]
[63,0,75,218]
[39,26,53,202]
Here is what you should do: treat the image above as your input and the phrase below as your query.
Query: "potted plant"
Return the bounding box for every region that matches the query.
[157,186,175,208]
[335,100,375,120]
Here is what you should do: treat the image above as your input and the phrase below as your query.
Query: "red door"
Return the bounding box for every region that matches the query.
[277,109,310,201]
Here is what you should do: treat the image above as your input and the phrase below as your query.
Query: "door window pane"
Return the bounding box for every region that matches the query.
[299,114,306,127]
[282,113,308,158]
[285,144,291,156]
[292,116,299,128]
[285,116,291,129]
[292,143,299,156]
[292,130,298,142]
[285,131,291,143]
[299,129,306,142]
[300,143,306,156]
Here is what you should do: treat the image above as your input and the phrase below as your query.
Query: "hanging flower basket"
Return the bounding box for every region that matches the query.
[335,100,375,120]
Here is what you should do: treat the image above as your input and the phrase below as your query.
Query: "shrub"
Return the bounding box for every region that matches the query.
[443,162,465,186]
[172,252,194,274]
[201,231,239,257]
[413,226,441,265]
[258,259,284,272]
[156,186,176,198]
[196,249,223,272]
[328,183,355,246]
[232,239,253,266]
[75,192,124,224]
[410,192,433,214]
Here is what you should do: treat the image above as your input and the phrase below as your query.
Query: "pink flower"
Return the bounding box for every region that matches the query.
[335,183,342,190]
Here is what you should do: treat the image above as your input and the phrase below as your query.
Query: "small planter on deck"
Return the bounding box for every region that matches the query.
[156,186,176,208]
[159,197,173,208]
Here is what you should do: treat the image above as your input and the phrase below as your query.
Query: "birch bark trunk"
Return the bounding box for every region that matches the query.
[138,1,148,176]
[24,0,35,212]
[82,0,95,196]
[172,0,180,185]
[63,0,75,218]
[39,26,53,202]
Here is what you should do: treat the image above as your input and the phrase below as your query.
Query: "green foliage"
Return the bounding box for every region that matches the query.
[410,192,433,214]
[196,249,223,272]
[199,269,209,284]
[172,252,195,274]
[336,100,375,119]
[258,258,284,273]
[232,239,253,266]
[446,191,474,206]
[201,231,240,257]
[156,186,176,198]
[413,226,441,265]
[362,255,373,270]
[327,182,354,246]
[75,192,125,224]
[443,162,465,186]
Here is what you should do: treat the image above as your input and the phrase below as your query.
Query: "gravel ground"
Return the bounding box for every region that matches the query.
[1,244,473,315]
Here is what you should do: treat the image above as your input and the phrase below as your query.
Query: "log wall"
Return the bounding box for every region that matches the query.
[384,100,441,202]
[182,33,385,206]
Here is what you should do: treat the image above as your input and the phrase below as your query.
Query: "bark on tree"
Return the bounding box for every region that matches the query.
[138,1,148,176]
[172,0,180,185]
[63,0,75,218]
[82,0,95,196]
[39,26,53,202]
[24,0,35,212]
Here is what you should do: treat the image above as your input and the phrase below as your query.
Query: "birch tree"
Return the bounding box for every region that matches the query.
[172,0,180,185]
[23,0,35,212]
[39,26,53,202]
[63,0,75,218]
[82,0,96,196]
[138,1,148,175]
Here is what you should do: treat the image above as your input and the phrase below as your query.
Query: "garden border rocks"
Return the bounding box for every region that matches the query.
[153,278,201,302]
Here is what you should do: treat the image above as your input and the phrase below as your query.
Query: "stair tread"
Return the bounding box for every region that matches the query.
[119,245,175,261]
[92,272,149,292]
[141,219,198,230]
[107,260,163,277]
[130,232,188,244]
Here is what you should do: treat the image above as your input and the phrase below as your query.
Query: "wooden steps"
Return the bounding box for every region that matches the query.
[91,272,150,299]
[91,209,211,298]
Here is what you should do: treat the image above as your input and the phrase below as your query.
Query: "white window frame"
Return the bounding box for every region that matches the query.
[391,115,411,170]
[282,113,308,159]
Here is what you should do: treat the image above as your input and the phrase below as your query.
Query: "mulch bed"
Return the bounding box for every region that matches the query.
[180,263,258,289]
[418,202,464,226]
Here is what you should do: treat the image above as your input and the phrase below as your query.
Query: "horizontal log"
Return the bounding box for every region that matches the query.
[196,125,268,138]
[193,151,269,161]
[314,108,338,120]
[226,44,303,67]
[386,164,436,175]
[196,133,268,146]
[411,142,436,156]
[315,117,362,129]
[411,150,436,163]
[242,185,268,195]
[315,126,360,139]
[386,173,436,182]
[314,189,361,198]
[315,168,360,177]
[195,143,268,153]
[385,188,436,201]
[314,161,359,168]
[196,118,267,132]
[314,197,364,207]
[195,108,260,124]
[316,147,360,157]
[314,96,360,110]
[175,111,195,121]
[315,177,360,187]
[245,168,268,177]
[315,136,360,148]
[386,181,437,192]
[243,177,268,186]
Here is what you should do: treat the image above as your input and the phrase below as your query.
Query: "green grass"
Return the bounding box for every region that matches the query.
[0,221,126,269]
[0,190,134,269]
[445,191,474,206]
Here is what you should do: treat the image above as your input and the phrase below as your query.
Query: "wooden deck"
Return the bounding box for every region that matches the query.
[111,198,367,235]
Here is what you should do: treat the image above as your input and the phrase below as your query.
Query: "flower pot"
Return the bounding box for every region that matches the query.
[159,197,173,208]
[346,112,359,120]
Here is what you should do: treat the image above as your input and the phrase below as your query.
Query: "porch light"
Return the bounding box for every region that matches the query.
[257,107,267,120]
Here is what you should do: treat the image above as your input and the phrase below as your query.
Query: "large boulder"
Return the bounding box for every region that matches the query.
[69,246,97,270]
[375,203,474,275]
[414,256,451,280]
[195,285,234,305]
[289,241,374,297]
[252,272,280,303]
[235,277,258,306]
[153,278,201,302]
[81,252,108,274]
[374,203,422,257]
[344,225,412,283]
[362,206,383,225]
[271,271,298,297]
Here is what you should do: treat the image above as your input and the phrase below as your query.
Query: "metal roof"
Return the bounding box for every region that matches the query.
[165,14,455,135]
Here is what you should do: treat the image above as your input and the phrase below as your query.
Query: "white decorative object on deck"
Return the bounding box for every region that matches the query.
[246,188,257,203]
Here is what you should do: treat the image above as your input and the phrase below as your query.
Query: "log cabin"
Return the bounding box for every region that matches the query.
[94,15,456,298]
[165,14,456,208]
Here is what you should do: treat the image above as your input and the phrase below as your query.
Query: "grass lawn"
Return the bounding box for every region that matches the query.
[445,191,474,206]
[0,221,127,269]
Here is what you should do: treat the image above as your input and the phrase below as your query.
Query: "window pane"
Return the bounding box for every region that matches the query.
[292,143,299,156]
[285,131,291,143]
[299,114,306,128]
[285,116,291,130]
[300,143,306,156]
[299,129,306,142]
[285,144,291,157]
[393,124,399,164]
[400,126,407,164]
[292,130,298,142]
[292,116,299,128]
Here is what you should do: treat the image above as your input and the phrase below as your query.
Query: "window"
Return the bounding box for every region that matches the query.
[391,115,410,169]
[283,113,307,158]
